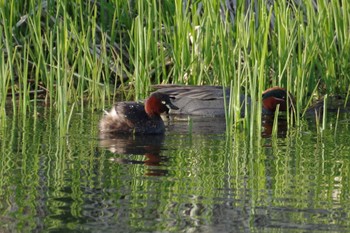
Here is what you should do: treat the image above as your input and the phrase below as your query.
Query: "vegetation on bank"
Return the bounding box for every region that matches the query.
[0,0,349,132]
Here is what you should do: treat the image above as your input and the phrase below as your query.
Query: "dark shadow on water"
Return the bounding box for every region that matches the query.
[99,133,168,176]
[306,94,350,117]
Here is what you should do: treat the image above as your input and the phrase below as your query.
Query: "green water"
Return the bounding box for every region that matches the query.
[0,110,350,232]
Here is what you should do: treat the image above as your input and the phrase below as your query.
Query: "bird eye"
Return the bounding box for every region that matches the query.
[161,100,166,105]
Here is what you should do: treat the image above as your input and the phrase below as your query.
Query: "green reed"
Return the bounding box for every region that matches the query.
[322,94,328,132]
[1,0,349,134]
[272,105,280,138]
[0,45,8,119]
[0,5,16,116]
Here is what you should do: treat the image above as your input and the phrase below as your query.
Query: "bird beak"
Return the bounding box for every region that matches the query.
[166,101,179,110]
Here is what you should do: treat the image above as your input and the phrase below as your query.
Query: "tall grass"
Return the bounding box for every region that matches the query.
[0,0,349,131]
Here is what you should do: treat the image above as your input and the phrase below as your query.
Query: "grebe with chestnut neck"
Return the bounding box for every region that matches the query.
[99,92,178,135]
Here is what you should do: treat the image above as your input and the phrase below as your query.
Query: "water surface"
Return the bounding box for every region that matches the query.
[1,109,350,232]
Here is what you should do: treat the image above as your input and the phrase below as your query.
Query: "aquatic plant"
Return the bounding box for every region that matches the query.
[0,0,349,132]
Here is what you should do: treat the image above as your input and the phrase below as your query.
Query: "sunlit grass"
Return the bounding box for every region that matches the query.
[272,105,280,138]
[0,0,349,134]
[0,47,9,119]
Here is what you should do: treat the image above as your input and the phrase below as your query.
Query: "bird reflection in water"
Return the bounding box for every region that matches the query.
[99,133,168,176]
[167,115,290,138]
[261,115,289,138]
[99,113,292,177]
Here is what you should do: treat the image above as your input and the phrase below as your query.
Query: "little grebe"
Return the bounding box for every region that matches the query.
[152,85,294,116]
[99,92,178,135]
